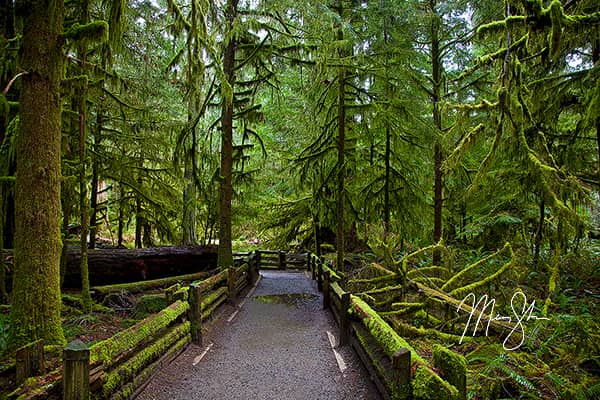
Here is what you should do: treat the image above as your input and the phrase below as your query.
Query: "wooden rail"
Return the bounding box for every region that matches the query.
[10,255,260,400]
[253,250,309,270]
[308,253,467,400]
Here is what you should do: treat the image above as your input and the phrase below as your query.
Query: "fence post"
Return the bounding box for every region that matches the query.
[63,339,90,400]
[393,348,411,394]
[317,261,323,291]
[188,282,202,345]
[256,251,262,270]
[251,253,260,284]
[323,270,330,310]
[278,251,285,269]
[339,292,350,346]
[16,339,44,385]
[310,256,316,280]
[228,267,237,299]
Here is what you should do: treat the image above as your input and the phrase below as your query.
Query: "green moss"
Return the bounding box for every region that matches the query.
[65,21,109,43]
[412,365,459,400]
[102,322,190,397]
[449,245,514,299]
[89,300,189,367]
[0,94,9,129]
[351,295,426,364]
[201,286,228,312]
[133,294,168,319]
[93,270,211,297]
[433,344,466,398]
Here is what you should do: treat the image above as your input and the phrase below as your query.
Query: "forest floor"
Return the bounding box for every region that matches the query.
[135,270,381,400]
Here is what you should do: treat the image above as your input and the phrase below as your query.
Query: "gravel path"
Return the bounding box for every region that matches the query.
[135,270,380,400]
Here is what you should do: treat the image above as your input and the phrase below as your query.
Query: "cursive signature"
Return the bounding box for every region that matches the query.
[457,291,550,351]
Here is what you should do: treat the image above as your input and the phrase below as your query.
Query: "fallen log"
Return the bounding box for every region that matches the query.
[63,245,217,288]
[3,246,218,289]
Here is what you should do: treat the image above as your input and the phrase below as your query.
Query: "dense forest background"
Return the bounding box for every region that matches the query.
[1,0,599,398]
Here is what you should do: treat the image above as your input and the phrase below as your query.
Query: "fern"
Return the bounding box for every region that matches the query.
[575,381,600,400]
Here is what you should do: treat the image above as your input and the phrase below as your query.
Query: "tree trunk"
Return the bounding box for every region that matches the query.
[0,0,15,42]
[117,185,125,247]
[430,1,444,266]
[533,193,545,266]
[182,149,197,245]
[88,112,101,249]
[79,105,92,313]
[335,0,346,276]
[9,0,65,349]
[217,0,238,269]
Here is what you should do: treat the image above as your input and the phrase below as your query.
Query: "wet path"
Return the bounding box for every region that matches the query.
[135,270,380,400]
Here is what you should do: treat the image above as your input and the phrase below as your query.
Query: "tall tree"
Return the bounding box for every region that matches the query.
[217,0,238,269]
[9,0,66,348]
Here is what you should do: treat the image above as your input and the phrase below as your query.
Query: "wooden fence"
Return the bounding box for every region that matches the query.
[10,250,466,400]
[10,258,260,400]
[308,253,467,400]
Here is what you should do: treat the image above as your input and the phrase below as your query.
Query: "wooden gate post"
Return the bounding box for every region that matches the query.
[16,339,44,385]
[323,270,331,310]
[339,292,350,346]
[310,256,316,280]
[188,282,202,345]
[228,267,237,299]
[63,339,90,400]
[393,347,411,396]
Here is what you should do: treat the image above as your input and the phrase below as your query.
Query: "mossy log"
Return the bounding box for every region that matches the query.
[412,365,459,400]
[99,322,190,398]
[65,245,216,288]
[89,300,189,367]
[92,270,214,299]
[4,245,218,288]
[415,282,515,335]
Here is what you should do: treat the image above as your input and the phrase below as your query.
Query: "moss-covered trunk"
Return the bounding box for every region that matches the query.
[182,148,197,245]
[430,0,444,266]
[9,0,65,348]
[217,0,238,269]
[335,0,346,276]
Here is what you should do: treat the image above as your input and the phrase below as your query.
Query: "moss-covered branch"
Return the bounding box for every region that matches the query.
[441,243,511,293]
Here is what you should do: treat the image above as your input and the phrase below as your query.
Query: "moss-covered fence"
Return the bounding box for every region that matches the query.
[308,253,467,400]
[8,256,260,400]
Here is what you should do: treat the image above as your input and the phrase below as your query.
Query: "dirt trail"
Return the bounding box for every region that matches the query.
[135,270,380,400]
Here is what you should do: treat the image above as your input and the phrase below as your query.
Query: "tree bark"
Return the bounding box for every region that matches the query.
[10,0,65,348]
[182,148,197,245]
[217,0,238,269]
[430,0,444,266]
[336,0,346,276]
